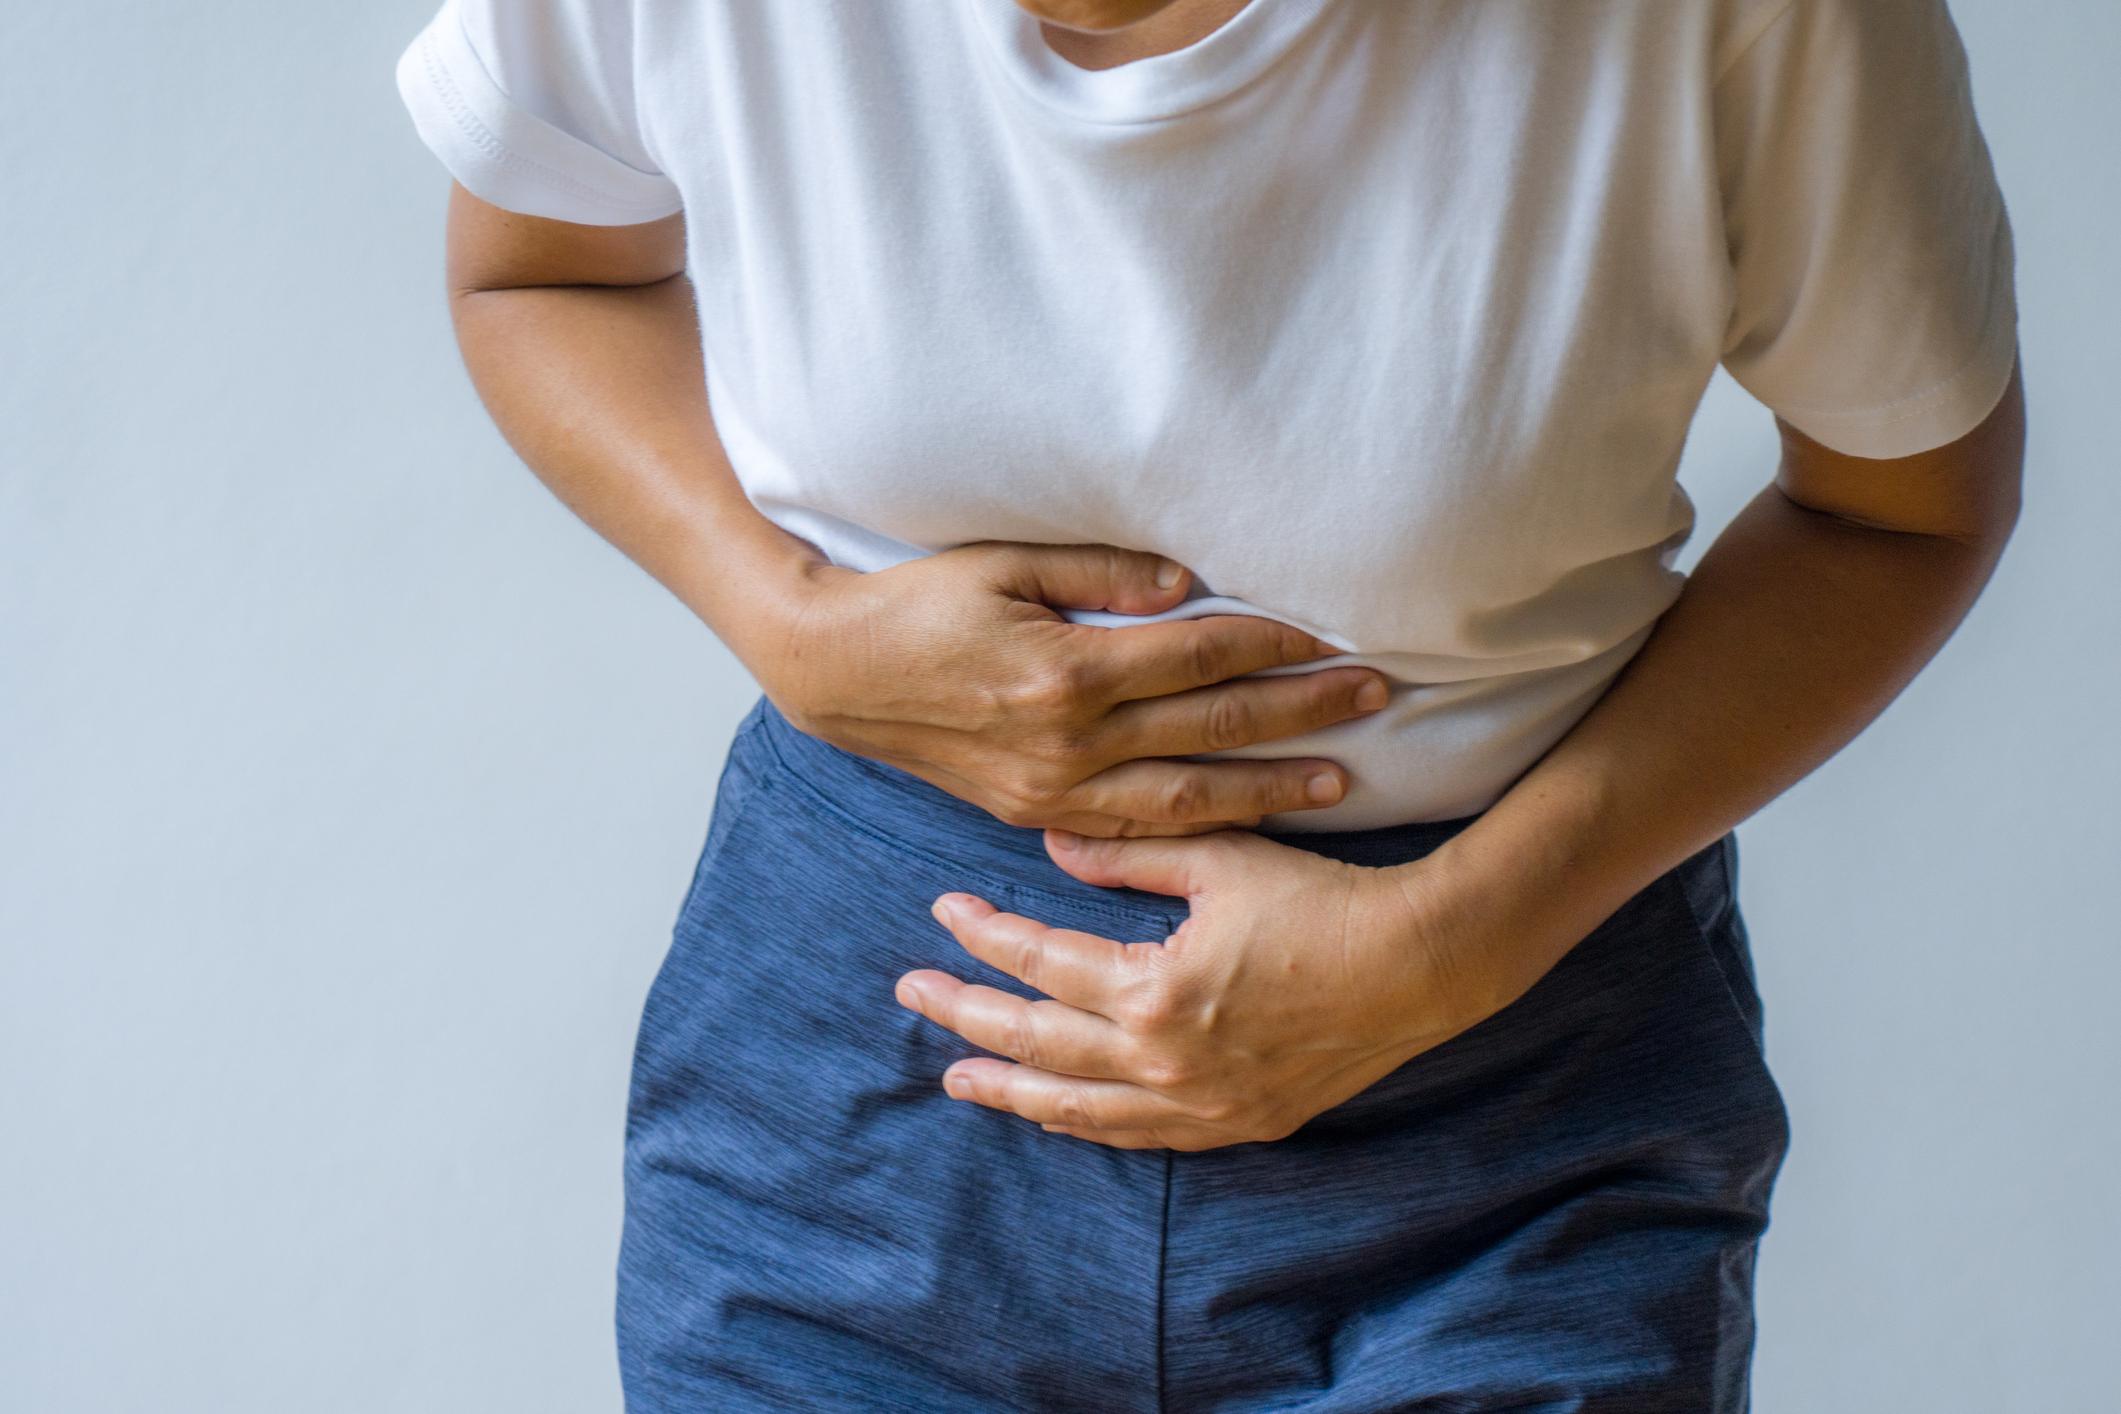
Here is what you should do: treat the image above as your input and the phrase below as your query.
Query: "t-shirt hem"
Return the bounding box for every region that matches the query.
[394,6,684,227]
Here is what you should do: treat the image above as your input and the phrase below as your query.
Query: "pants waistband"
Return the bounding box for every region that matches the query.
[742,691,1485,886]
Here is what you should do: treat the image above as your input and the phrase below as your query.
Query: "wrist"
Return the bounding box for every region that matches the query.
[721,553,858,733]
[1381,781,1631,1029]
[681,522,837,661]
[1345,856,1530,1053]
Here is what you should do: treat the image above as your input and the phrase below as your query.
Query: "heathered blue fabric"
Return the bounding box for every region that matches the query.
[616,692,1790,1411]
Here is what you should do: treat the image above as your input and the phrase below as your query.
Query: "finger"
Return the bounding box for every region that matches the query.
[940,1057,1185,1130]
[1069,754,1350,824]
[1041,1124,1237,1153]
[896,971,1135,1082]
[1103,666,1390,759]
[973,542,1193,618]
[931,892,1139,1015]
[1039,1125,1170,1151]
[1038,809,1271,839]
[1041,828,1225,900]
[1069,613,1343,703]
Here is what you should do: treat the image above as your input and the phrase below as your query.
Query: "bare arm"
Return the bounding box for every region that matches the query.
[441,185,820,673]
[432,181,1390,834]
[1415,359,2029,1015]
[883,359,2032,1150]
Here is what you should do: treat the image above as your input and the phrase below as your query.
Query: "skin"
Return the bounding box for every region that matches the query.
[1017,0,1253,65]
[436,0,2029,1153]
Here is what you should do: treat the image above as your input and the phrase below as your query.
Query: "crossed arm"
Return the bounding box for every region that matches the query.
[908,360,2026,1150]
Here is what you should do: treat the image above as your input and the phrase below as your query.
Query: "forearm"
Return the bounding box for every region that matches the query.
[1411,480,2017,1015]
[448,273,827,671]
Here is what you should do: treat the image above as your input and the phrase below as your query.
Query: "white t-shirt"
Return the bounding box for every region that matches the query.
[396,0,2019,831]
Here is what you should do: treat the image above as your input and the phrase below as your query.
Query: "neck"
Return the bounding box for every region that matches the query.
[1038,0,1255,71]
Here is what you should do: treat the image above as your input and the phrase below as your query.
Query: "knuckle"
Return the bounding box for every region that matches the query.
[1119,981,1182,1033]
[1014,658,1088,717]
[1054,1090,1094,1131]
[1184,630,1229,688]
[1000,1012,1042,1068]
[1012,936,1047,991]
[1032,718,1097,766]
[992,765,1065,821]
[1136,1051,1195,1091]
[1154,771,1210,822]
[1200,690,1254,751]
[1011,760,1067,804]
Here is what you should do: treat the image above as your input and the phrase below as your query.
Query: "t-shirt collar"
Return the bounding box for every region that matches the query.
[956,0,1337,126]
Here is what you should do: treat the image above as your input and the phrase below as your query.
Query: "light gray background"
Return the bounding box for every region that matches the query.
[3,3,2113,1410]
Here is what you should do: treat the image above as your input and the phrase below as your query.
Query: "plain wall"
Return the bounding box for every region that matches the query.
[2,3,2113,1410]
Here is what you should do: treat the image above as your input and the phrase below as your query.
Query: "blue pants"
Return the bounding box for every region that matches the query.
[617,692,1789,1411]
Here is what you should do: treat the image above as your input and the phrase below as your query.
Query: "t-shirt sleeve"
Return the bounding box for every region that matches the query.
[1713,0,2019,459]
[394,0,683,226]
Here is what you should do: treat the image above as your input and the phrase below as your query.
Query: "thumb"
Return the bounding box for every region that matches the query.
[1043,828,1226,902]
[983,543,1191,616]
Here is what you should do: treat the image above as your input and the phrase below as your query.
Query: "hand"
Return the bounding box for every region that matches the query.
[892,827,1495,1151]
[757,542,1391,837]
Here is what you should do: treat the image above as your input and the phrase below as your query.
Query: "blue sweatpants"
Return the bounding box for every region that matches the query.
[616,692,1790,1411]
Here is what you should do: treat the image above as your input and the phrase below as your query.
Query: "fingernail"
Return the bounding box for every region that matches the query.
[931,894,959,923]
[895,979,922,1008]
[1155,559,1184,589]
[1355,679,1388,711]
[943,1069,970,1098]
[1049,830,1079,852]
[1306,771,1343,803]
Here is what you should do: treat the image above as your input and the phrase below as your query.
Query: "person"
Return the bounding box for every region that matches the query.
[393,0,2026,1407]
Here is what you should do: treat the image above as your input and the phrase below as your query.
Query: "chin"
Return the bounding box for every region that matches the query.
[1012,0,1184,33]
